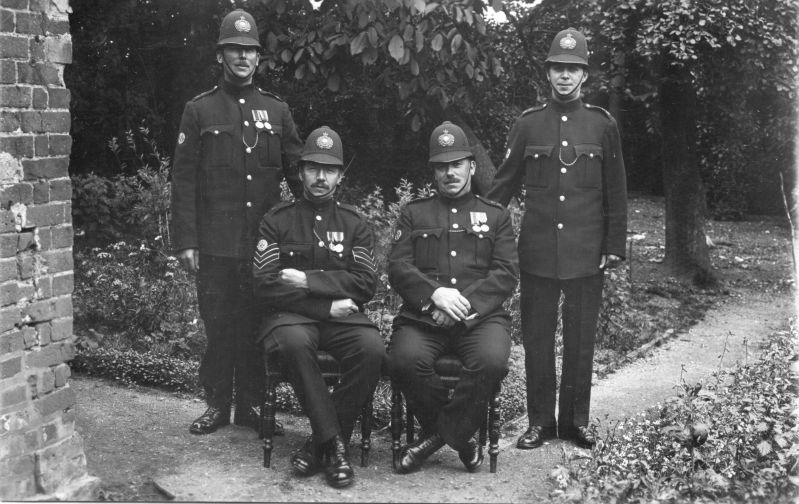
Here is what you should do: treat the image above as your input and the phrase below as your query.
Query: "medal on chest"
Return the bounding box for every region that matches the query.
[326,231,345,254]
[470,212,489,233]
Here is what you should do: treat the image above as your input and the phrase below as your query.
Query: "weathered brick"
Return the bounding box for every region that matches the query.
[0,85,31,107]
[0,59,16,84]
[32,87,47,109]
[24,344,58,367]
[0,279,18,306]
[45,17,69,36]
[53,363,69,387]
[16,61,59,86]
[33,386,74,417]
[35,367,55,395]
[55,295,71,318]
[17,252,34,279]
[50,317,71,342]
[35,274,51,298]
[0,210,17,234]
[33,134,48,156]
[36,226,50,249]
[0,355,21,378]
[19,110,70,134]
[45,36,71,64]
[50,178,70,202]
[24,427,40,451]
[17,231,36,251]
[48,134,70,155]
[36,321,51,345]
[47,87,69,108]
[42,421,58,446]
[29,36,45,62]
[35,432,88,495]
[0,136,34,158]
[21,326,35,349]
[16,282,34,300]
[0,9,13,32]
[51,273,72,296]
[0,35,28,59]
[32,180,48,204]
[0,110,20,132]
[23,298,55,323]
[24,202,67,227]
[22,157,69,179]
[0,384,26,410]
[42,248,72,273]
[15,11,43,36]
[0,0,28,9]
[0,256,17,281]
[1,234,16,257]
[0,306,20,333]
[0,329,23,354]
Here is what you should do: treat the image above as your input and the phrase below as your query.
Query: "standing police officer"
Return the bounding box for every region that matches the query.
[170,9,303,435]
[488,28,628,449]
[253,126,384,488]
[388,122,518,474]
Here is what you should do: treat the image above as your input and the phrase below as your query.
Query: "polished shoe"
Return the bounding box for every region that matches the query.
[561,425,596,449]
[395,433,446,474]
[189,406,230,435]
[323,435,354,488]
[233,403,285,436]
[516,425,556,449]
[458,438,484,473]
[291,436,323,476]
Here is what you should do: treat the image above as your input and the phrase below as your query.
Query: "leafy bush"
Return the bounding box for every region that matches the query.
[551,323,799,503]
[71,348,199,392]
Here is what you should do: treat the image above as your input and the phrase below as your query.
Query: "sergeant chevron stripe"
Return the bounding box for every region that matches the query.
[253,242,279,269]
[352,246,377,272]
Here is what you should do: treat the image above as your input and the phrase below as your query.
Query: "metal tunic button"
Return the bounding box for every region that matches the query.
[561,167,567,174]
[246,202,252,208]
[561,115,568,122]
[557,223,564,229]
[246,174,252,181]
[559,195,565,201]
[245,147,252,154]
[244,120,250,126]
[318,241,324,247]
[451,208,457,213]
[316,215,322,221]
[534,154,539,159]
[561,140,568,147]
[422,233,428,238]
[239,98,245,104]
[450,278,457,285]
[452,223,459,229]
[289,251,294,256]
[450,250,456,257]
[590,153,594,158]
[214,130,219,135]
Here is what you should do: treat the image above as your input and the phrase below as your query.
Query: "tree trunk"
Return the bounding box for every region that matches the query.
[443,109,496,196]
[659,70,714,284]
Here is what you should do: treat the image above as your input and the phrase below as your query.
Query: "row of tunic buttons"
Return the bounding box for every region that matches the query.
[557,114,568,231]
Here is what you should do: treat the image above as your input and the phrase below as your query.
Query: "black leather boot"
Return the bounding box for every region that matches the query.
[291,436,323,476]
[189,405,230,435]
[395,433,445,474]
[323,435,354,488]
[458,438,484,472]
[516,425,556,449]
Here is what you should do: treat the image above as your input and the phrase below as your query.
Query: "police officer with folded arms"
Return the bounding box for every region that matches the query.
[170,9,303,435]
[487,28,628,450]
[252,126,384,488]
[388,121,519,474]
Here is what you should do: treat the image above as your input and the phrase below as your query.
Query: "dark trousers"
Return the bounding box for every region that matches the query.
[388,316,511,452]
[197,254,263,409]
[262,322,384,445]
[520,271,604,431]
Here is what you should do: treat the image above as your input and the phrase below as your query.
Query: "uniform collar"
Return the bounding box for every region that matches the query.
[220,78,255,97]
[299,195,337,212]
[549,97,583,114]
[437,190,475,209]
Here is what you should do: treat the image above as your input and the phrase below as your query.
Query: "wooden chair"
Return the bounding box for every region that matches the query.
[390,354,503,473]
[260,350,374,468]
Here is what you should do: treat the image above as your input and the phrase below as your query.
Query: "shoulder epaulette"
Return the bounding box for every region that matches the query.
[520,103,547,117]
[585,103,613,119]
[268,200,295,214]
[257,88,286,102]
[406,193,437,205]
[190,86,218,102]
[475,194,505,210]
[336,201,362,216]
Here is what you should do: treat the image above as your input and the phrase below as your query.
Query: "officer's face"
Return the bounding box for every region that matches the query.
[217,45,259,84]
[547,63,588,101]
[301,162,343,198]
[432,157,475,197]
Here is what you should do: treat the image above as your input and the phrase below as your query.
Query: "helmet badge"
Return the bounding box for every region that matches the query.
[234,15,252,33]
[560,33,577,50]
[438,129,455,147]
[317,131,334,150]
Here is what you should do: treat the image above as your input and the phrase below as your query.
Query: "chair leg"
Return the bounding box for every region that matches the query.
[488,386,501,473]
[390,382,404,471]
[405,402,415,444]
[360,393,373,467]
[262,378,277,468]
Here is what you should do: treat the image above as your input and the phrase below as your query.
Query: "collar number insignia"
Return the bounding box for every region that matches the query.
[317,131,334,150]
[327,231,344,253]
[438,129,455,147]
[394,229,402,241]
[234,15,251,33]
[560,33,577,50]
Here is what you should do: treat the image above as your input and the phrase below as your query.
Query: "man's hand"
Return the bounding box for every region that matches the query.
[177,248,199,272]
[330,298,359,318]
[600,254,622,269]
[279,268,308,289]
[431,308,457,328]
[430,287,471,321]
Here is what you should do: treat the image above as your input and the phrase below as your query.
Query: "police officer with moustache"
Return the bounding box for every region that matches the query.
[487,28,628,450]
[252,126,384,488]
[388,122,519,474]
[170,9,303,435]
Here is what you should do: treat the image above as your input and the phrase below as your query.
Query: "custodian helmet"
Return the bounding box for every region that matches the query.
[545,28,588,67]
[301,126,344,166]
[217,9,261,48]
[428,121,472,164]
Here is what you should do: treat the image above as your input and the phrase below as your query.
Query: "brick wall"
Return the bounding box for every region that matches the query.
[0,0,98,499]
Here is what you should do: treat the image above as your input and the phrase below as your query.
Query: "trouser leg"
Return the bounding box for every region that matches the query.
[520,272,560,428]
[231,261,262,405]
[388,323,448,434]
[321,323,385,443]
[558,273,604,430]
[437,316,511,451]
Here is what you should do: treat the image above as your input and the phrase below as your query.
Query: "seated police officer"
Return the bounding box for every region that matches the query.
[252,126,384,488]
[388,122,519,474]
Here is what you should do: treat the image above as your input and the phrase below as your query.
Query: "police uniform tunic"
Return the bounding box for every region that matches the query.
[252,197,384,444]
[388,191,518,451]
[169,79,303,409]
[487,98,628,432]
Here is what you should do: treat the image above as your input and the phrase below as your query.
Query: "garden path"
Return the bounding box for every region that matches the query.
[72,288,793,502]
